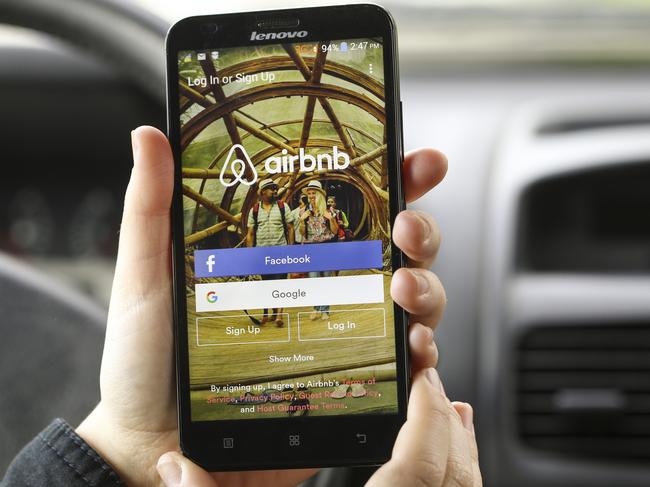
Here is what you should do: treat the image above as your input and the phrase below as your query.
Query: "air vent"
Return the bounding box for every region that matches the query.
[517,162,650,273]
[516,324,650,461]
[537,115,650,135]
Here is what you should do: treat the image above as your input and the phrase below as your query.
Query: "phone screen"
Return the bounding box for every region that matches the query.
[176,38,398,423]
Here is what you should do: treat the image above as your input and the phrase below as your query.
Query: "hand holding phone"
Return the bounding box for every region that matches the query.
[73,128,464,486]
[155,370,480,487]
[70,0,478,481]
[77,2,477,485]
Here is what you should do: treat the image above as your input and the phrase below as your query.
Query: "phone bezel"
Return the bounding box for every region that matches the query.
[166,4,408,471]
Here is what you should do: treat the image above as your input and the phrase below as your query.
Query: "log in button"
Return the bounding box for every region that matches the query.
[297,308,386,341]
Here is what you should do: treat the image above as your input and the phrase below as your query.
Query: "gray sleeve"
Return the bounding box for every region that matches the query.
[1,418,125,487]
[285,203,296,225]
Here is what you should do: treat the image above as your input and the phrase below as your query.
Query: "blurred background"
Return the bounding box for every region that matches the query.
[1,0,650,485]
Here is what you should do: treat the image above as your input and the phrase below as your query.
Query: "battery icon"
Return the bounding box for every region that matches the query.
[340,42,348,52]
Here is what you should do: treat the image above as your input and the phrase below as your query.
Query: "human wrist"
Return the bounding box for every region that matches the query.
[76,404,165,487]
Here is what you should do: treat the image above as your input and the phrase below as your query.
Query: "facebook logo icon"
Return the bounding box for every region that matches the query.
[206,254,216,273]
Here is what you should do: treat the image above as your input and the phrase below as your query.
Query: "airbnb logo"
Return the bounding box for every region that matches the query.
[219,145,350,187]
[219,144,258,187]
[264,147,350,175]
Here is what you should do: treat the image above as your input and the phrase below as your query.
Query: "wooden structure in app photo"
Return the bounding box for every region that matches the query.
[178,43,390,264]
[180,43,397,413]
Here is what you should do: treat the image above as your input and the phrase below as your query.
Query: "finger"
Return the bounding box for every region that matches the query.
[390,268,446,329]
[100,126,175,421]
[453,403,482,486]
[393,210,440,269]
[111,126,174,300]
[443,402,476,486]
[157,452,219,487]
[408,322,439,369]
[367,369,450,487]
[403,148,448,203]
[453,402,474,434]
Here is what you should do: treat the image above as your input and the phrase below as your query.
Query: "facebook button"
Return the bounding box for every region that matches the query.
[194,240,383,278]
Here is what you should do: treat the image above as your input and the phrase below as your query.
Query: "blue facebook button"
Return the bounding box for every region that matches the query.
[194,240,383,278]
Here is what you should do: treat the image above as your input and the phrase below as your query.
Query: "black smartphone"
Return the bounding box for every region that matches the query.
[166,4,407,471]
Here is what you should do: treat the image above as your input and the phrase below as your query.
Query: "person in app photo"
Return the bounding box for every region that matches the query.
[299,180,338,244]
[327,195,351,241]
[299,180,339,320]
[246,178,295,326]
[291,193,309,245]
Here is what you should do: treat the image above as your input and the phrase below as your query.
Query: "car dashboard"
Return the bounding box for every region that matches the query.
[2,4,650,485]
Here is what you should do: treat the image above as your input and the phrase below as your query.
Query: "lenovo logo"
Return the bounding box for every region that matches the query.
[250,30,308,41]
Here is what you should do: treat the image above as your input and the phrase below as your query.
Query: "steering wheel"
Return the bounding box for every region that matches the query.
[0,0,168,102]
[0,0,164,474]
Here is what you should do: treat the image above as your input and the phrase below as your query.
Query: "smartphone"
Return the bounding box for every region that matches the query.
[166,4,407,471]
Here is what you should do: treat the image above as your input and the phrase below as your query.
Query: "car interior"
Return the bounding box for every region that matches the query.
[1,0,650,485]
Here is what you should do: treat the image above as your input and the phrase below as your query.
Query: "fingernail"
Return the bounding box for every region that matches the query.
[426,368,444,395]
[157,456,181,487]
[459,403,474,433]
[412,269,429,294]
[131,130,140,162]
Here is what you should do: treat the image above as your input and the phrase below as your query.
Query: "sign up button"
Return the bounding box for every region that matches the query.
[196,313,290,346]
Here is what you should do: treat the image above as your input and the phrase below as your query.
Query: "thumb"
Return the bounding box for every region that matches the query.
[76,128,177,487]
[112,125,174,299]
[393,369,451,468]
[99,126,176,421]
[157,452,219,487]
[367,369,451,487]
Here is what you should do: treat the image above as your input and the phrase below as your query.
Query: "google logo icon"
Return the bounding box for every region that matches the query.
[206,291,218,303]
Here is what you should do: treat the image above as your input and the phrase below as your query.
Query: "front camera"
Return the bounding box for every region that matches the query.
[200,23,219,35]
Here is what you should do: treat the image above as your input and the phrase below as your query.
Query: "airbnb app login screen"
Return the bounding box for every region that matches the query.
[177,39,396,421]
